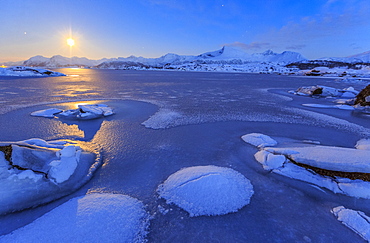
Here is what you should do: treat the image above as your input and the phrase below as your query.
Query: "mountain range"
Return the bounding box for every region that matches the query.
[2,46,370,69]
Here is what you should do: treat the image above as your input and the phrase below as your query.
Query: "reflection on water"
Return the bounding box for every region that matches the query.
[57,118,104,141]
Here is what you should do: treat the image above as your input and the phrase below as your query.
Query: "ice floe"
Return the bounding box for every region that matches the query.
[241,133,278,148]
[355,139,370,150]
[265,146,370,173]
[157,165,254,217]
[0,193,150,242]
[242,133,370,199]
[293,85,358,98]
[31,104,114,120]
[332,206,370,242]
[0,139,101,215]
[302,104,355,110]
[0,66,65,77]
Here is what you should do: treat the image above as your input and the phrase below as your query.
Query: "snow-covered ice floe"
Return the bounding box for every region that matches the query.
[31,104,114,120]
[0,138,101,215]
[242,133,370,199]
[157,165,254,217]
[0,66,65,77]
[332,206,370,242]
[292,85,358,98]
[0,193,150,243]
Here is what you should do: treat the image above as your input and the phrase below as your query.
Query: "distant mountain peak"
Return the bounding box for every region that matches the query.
[262,50,275,56]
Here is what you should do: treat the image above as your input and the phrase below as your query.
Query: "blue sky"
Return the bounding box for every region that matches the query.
[1,0,370,62]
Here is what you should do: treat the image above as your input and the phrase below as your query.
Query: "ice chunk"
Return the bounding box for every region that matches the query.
[0,193,150,243]
[267,146,370,173]
[8,170,43,182]
[32,104,114,120]
[0,139,101,215]
[355,139,370,150]
[157,165,254,217]
[30,108,62,118]
[241,133,277,148]
[332,206,370,242]
[273,163,341,193]
[48,146,81,184]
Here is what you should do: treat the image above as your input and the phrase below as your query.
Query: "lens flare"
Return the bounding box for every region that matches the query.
[67,38,75,47]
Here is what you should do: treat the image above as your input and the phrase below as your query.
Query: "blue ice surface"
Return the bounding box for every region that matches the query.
[0,69,369,242]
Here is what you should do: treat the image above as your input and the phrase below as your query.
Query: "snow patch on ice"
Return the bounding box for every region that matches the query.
[332,206,370,242]
[157,165,254,217]
[142,108,183,129]
[0,193,150,242]
[241,133,278,148]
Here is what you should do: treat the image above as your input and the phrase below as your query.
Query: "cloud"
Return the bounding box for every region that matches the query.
[224,41,272,50]
[286,44,306,50]
[257,0,370,48]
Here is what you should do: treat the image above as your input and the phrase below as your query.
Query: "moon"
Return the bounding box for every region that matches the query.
[67,38,75,47]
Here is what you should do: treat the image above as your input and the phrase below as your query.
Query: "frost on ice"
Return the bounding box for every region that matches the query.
[0,193,150,243]
[332,206,370,242]
[157,165,254,217]
[31,104,114,120]
[0,139,101,215]
[242,133,370,199]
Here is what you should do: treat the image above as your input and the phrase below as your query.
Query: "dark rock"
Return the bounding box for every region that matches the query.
[355,84,370,106]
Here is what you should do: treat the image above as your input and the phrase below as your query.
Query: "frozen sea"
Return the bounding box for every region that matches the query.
[0,69,370,242]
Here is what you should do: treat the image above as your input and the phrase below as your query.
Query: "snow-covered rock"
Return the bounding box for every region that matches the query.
[157,165,254,217]
[241,133,277,148]
[0,193,150,243]
[332,206,370,242]
[0,66,65,77]
[245,133,370,199]
[0,139,101,215]
[31,104,114,120]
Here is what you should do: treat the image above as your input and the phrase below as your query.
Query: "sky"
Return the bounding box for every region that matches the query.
[1,0,370,62]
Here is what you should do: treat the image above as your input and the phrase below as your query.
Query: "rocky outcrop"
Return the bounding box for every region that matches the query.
[355,84,370,106]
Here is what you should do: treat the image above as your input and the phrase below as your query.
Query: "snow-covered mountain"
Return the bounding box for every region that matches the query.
[201,47,306,64]
[347,50,370,63]
[319,50,370,63]
[98,46,307,69]
[23,55,108,67]
[19,46,307,68]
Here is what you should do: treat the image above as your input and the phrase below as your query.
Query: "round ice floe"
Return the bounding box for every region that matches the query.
[0,193,150,243]
[157,165,254,217]
[241,133,277,148]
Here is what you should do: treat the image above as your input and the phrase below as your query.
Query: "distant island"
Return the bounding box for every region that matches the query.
[1,46,370,77]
